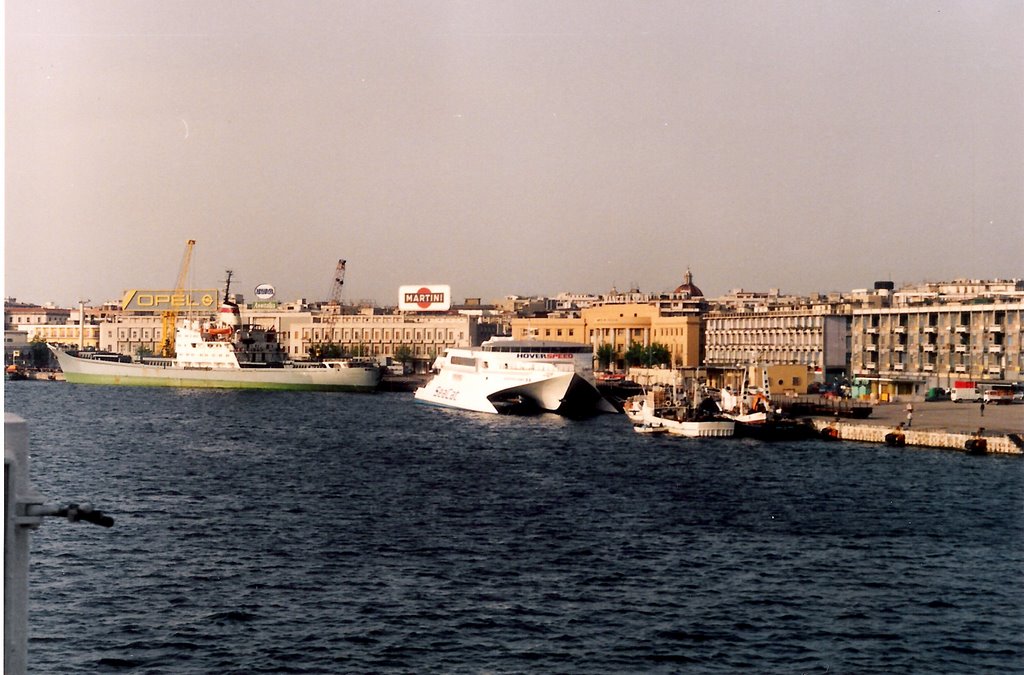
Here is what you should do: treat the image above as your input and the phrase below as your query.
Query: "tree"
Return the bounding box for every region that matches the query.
[625,342,672,368]
[308,342,344,361]
[596,343,617,370]
[394,344,413,364]
[28,339,51,368]
[648,342,671,367]
[625,342,648,368]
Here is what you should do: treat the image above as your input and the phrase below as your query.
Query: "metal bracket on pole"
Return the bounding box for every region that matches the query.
[5,414,114,675]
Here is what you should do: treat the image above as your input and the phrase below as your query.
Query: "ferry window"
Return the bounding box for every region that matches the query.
[569,329,574,337]
[557,329,563,336]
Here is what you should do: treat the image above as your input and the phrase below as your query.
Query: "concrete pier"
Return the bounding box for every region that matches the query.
[809,400,1023,454]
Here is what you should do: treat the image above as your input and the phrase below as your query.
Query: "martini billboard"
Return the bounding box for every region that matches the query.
[399,285,452,312]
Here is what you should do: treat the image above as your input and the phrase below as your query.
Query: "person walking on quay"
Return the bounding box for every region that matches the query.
[905,402,914,428]
[980,399,986,417]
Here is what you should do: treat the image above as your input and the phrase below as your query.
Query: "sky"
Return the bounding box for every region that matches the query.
[4,0,1023,307]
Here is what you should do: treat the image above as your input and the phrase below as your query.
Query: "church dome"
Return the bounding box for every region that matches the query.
[674,269,703,297]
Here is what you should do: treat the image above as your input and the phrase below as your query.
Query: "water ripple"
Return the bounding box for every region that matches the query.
[7,382,1024,673]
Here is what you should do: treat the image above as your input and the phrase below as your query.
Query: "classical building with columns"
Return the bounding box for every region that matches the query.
[510,271,707,370]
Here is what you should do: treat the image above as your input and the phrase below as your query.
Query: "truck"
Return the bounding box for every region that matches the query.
[984,385,1017,405]
[950,381,983,403]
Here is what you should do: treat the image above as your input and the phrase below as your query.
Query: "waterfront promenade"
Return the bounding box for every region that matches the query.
[809,400,1023,454]
[844,400,1022,436]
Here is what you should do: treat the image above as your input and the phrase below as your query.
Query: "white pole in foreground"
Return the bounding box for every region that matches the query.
[5,414,33,675]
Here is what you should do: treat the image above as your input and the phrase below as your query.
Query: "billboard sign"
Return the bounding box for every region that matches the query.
[121,289,219,312]
[399,285,452,312]
[254,283,276,301]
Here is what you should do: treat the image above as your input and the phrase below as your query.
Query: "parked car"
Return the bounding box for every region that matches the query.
[924,387,950,402]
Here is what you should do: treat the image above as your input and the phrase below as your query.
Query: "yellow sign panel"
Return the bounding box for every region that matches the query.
[121,289,220,312]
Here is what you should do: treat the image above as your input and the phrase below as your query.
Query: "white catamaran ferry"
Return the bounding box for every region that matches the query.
[414,338,618,416]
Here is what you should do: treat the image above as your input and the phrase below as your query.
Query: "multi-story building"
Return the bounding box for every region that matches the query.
[98,315,165,355]
[509,272,707,370]
[272,310,482,371]
[5,301,100,355]
[851,299,1024,399]
[4,302,72,329]
[703,301,851,389]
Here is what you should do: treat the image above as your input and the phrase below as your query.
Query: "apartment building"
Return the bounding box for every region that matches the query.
[851,300,1024,398]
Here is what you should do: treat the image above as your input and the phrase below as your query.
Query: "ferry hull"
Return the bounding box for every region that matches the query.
[416,372,615,417]
[52,349,381,392]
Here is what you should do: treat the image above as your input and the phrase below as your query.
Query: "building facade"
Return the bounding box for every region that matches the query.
[703,306,850,382]
[851,300,1024,398]
[510,303,703,370]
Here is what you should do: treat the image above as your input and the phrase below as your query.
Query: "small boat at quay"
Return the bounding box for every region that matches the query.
[717,375,814,442]
[626,391,734,438]
[51,278,381,392]
[414,338,618,417]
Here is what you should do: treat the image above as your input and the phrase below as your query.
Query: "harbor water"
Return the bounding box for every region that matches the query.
[5,381,1023,673]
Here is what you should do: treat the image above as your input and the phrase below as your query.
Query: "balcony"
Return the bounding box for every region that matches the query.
[894,345,906,353]
[866,327,879,335]
[923,326,937,334]
[987,325,1003,333]
[955,365,968,373]
[893,363,905,371]
[866,362,877,370]
[894,326,907,334]
[988,345,1003,354]
[923,344,936,352]
[955,345,968,353]
[988,367,1003,375]
[923,364,935,371]
[955,325,969,333]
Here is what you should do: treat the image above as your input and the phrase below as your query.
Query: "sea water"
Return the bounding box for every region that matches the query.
[5,381,1023,673]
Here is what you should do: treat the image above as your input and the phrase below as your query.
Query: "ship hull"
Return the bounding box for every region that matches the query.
[414,349,617,418]
[52,349,381,392]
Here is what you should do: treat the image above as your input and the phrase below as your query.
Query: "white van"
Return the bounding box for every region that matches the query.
[950,386,983,403]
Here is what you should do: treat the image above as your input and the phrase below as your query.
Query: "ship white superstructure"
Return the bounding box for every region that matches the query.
[414,339,617,416]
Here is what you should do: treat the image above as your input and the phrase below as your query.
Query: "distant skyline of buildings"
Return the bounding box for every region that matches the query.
[7,273,1024,314]
[6,274,1023,400]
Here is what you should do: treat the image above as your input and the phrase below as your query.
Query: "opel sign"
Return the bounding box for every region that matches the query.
[254,283,276,301]
[399,284,452,312]
[121,289,219,312]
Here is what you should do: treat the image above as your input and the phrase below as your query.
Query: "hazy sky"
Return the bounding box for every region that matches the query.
[5,1,1023,307]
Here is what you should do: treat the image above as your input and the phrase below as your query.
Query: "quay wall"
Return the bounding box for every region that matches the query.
[810,420,1021,455]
